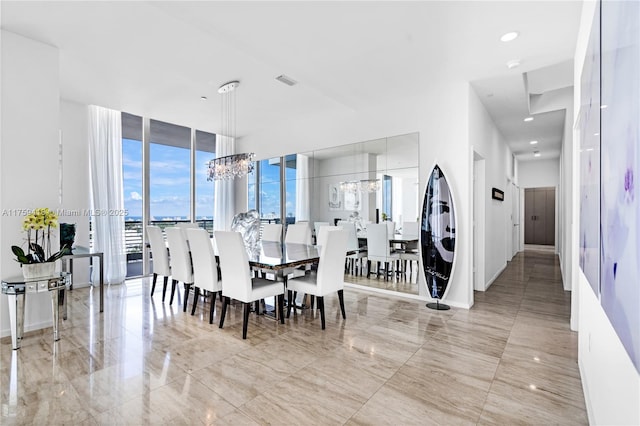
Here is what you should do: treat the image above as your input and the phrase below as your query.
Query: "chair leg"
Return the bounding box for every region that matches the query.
[310,295,315,310]
[338,289,346,319]
[183,284,191,312]
[162,276,168,302]
[209,291,217,324]
[219,296,229,328]
[169,279,178,305]
[318,296,325,330]
[367,260,371,278]
[287,290,293,318]
[242,302,250,339]
[151,273,158,296]
[278,294,285,324]
[191,287,200,315]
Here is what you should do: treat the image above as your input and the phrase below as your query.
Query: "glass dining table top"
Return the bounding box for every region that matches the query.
[247,242,321,271]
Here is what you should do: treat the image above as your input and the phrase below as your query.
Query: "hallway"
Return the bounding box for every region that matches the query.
[0,250,587,424]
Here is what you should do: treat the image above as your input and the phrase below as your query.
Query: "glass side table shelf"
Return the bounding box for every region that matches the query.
[1,272,71,350]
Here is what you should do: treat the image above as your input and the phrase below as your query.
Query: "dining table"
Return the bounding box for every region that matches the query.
[244,241,321,318]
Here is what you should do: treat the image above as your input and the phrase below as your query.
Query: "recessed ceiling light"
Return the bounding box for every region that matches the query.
[524,117,534,122]
[534,151,541,157]
[586,148,594,152]
[594,132,600,136]
[500,31,519,42]
[506,59,521,69]
[600,104,608,109]
[200,96,208,101]
[530,140,538,145]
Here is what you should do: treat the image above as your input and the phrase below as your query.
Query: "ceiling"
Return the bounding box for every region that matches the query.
[1,1,582,161]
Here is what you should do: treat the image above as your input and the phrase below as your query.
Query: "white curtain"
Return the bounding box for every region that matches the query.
[88,105,126,284]
[214,135,235,231]
[295,154,310,222]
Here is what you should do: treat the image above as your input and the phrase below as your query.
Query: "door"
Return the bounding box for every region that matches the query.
[524,187,555,245]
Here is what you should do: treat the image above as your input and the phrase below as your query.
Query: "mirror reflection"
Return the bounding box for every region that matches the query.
[249,132,420,295]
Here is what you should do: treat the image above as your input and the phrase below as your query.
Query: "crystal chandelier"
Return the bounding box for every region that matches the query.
[339,181,360,193]
[207,153,255,181]
[359,179,381,193]
[207,80,255,181]
[339,179,380,193]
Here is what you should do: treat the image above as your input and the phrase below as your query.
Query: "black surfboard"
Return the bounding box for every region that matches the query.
[420,165,456,309]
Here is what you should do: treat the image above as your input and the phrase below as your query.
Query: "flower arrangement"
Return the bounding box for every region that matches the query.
[11,207,68,264]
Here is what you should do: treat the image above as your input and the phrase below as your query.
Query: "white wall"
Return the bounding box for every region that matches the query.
[468,87,514,291]
[573,1,640,424]
[1,31,61,336]
[59,100,91,287]
[518,158,560,188]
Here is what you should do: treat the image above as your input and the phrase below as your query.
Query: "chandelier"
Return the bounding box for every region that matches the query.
[207,80,255,181]
[339,179,380,193]
[207,153,255,181]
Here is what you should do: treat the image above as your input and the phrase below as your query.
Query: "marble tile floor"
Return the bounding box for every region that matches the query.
[0,250,587,425]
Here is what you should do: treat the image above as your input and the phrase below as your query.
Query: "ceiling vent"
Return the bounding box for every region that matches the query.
[276,74,297,86]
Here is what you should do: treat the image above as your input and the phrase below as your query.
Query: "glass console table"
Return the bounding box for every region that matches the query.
[61,246,104,313]
[1,272,71,350]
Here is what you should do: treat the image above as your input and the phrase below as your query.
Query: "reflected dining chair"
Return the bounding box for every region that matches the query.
[259,223,282,280]
[366,223,400,280]
[286,228,348,329]
[313,222,330,243]
[285,223,312,245]
[165,227,194,310]
[215,231,285,339]
[338,220,367,276]
[186,228,222,324]
[146,225,171,301]
[400,221,420,276]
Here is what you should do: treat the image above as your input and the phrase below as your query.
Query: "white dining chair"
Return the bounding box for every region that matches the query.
[313,222,330,241]
[259,223,282,280]
[386,221,396,239]
[146,225,171,301]
[165,227,194,310]
[214,231,285,339]
[176,222,199,229]
[186,228,222,323]
[286,228,348,329]
[285,223,312,245]
[316,225,341,247]
[366,223,400,280]
[338,220,367,276]
[261,223,282,243]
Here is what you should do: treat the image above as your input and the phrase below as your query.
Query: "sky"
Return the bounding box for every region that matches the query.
[122,138,215,220]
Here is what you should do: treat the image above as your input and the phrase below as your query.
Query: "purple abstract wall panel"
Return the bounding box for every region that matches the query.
[600,0,640,372]
[579,3,601,296]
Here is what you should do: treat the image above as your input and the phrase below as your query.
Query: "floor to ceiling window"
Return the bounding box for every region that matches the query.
[122,113,143,277]
[248,154,298,227]
[149,120,191,222]
[195,130,216,235]
[121,114,217,276]
[257,157,282,223]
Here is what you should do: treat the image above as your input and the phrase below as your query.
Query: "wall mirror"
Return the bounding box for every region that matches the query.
[298,132,420,295]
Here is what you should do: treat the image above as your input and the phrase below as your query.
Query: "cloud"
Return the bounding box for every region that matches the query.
[130,191,142,201]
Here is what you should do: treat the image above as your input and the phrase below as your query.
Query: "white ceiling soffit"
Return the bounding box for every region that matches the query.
[0,1,582,145]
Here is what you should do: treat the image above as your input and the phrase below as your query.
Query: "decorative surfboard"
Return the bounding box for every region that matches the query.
[420,164,456,310]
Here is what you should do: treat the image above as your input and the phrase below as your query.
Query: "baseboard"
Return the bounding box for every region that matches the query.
[343,282,471,309]
[484,263,507,291]
[0,318,53,340]
[579,357,596,425]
